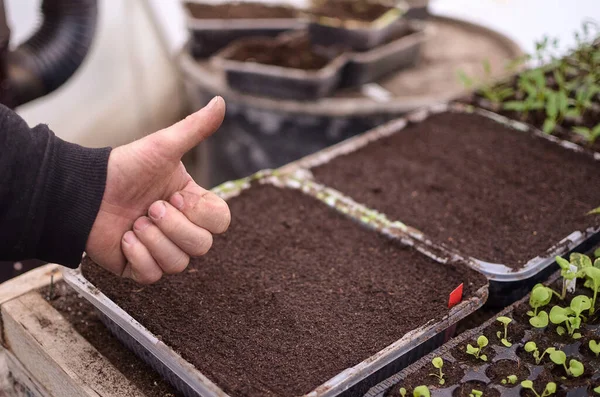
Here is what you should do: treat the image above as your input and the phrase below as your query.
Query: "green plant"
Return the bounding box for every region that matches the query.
[413,386,430,397]
[573,124,600,145]
[549,350,585,377]
[466,335,489,361]
[590,340,600,357]
[469,390,483,397]
[501,375,518,385]
[458,60,514,107]
[590,207,600,216]
[429,357,445,385]
[549,295,591,338]
[524,341,556,364]
[399,388,407,397]
[595,385,600,394]
[595,247,600,258]
[583,265,600,314]
[527,284,558,327]
[520,380,557,397]
[495,316,512,347]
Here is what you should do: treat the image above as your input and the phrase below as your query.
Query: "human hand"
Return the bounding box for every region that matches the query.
[85,97,230,283]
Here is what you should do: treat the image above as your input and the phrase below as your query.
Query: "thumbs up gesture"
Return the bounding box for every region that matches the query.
[85,97,230,283]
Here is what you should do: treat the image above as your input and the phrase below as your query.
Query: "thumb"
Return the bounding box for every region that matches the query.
[144,96,225,159]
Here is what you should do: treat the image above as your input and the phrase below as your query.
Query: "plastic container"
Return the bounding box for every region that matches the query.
[279,103,600,308]
[63,172,488,397]
[183,1,306,58]
[211,33,347,100]
[307,5,409,52]
[341,21,430,87]
[363,272,596,397]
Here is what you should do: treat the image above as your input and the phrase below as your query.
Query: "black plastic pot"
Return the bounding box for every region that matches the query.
[308,6,409,52]
[184,2,306,58]
[211,33,347,100]
[341,21,429,87]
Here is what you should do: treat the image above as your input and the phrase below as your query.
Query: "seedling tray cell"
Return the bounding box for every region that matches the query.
[64,171,488,397]
[279,103,600,307]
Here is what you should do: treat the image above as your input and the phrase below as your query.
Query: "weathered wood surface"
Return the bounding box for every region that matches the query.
[1,291,145,397]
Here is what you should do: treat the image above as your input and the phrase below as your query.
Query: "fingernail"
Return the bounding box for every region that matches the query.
[206,96,220,109]
[171,193,184,210]
[134,217,152,231]
[149,201,166,220]
[123,231,138,245]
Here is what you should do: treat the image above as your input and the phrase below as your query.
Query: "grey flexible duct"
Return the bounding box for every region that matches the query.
[4,0,98,107]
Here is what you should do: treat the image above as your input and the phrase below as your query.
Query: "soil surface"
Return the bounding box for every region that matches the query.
[185,2,297,19]
[227,36,331,70]
[310,1,393,23]
[311,111,600,268]
[41,282,180,397]
[82,184,487,397]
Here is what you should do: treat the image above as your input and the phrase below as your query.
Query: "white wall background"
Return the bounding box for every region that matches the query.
[5,0,600,148]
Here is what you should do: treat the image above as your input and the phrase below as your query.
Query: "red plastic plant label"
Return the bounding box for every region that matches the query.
[448,283,464,309]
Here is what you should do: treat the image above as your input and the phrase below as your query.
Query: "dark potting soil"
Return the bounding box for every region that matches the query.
[82,184,487,397]
[227,36,331,70]
[185,2,297,19]
[384,276,600,397]
[311,111,600,268]
[40,281,180,397]
[310,0,393,23]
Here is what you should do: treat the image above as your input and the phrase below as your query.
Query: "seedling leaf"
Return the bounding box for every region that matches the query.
[524,341,537,352]
[569,359,584,377]
[399,387,407,397]
[477,335,488,348]
[550,350,566,365]
[413,386,430,397]
[589,340,600,357]
[529,310,549,328]
[432,357,443,369]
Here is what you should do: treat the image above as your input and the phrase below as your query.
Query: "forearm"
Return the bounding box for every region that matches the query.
[0,105,111,267]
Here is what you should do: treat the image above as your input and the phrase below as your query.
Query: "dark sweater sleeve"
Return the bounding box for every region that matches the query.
[0,104,111,267]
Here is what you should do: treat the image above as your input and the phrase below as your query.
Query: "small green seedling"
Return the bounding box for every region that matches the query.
[589,340,600,357]
[413,385,430,397]
[594,385,600,394]
[549,350,584,377]
[429,357,445,385]
[573,124,600,145]
[595,247,600,259]
[556,256,578,298]
[528,284,557,327]
[501,375,518,385]
[549,295,591,338]
[495,316,512,347]
[466,335,489,361]
[583,266,600,315]
[520,380,556,397]
[589,206,600,216]
[524,341,556,364]
[469,390,483,397]
[399,388,407,397]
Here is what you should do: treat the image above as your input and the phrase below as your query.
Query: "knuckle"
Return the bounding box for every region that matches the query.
[192,232,213,256]
[164,253,190,274]
[132,266,162,285]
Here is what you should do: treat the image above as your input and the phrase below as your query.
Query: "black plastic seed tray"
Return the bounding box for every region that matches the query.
[211,33,347,100]
[341,21,430,87]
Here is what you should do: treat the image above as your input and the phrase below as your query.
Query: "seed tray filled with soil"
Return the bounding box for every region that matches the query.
[281,103,600,307]
[307,0,408,52]
[341,21,430,87]
[184,1,305,58]
[364,261,600,397]
[211,33,347,100]
[64,172,488,397]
